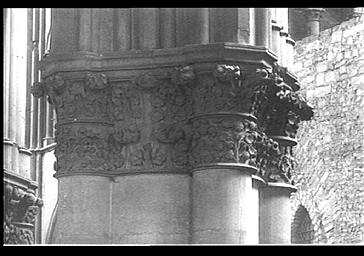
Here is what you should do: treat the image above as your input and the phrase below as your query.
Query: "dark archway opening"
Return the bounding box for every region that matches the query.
[291,205,315,244]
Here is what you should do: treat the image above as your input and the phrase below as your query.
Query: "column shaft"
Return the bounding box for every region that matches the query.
[78,8,92,51]
[25,8,33,148]
[52,176,111,244]
[132,8,160,49]
[279,31,288,67]
[98,8,114,52]
[272,21,282,58]
[259,183,296,244]
[113,8,131,51]
[307,20,320,35]
[301,8,324,36]
[255,8,271,48]
[160,8,176,48]
[210,8,252,44]
[192,168,254,244]
[50,8,78,54]
[176,8,209,46]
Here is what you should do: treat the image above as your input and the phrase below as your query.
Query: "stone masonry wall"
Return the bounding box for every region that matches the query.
[291,15,364,244]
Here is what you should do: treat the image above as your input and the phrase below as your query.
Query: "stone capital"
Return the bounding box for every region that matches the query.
[32,45,313,184]
[3,183,43,244]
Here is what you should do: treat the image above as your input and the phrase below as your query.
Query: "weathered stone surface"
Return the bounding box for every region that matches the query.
[192,168,254,244]
[291,15,364,244]
[51,176,111,244]
[260,183,296,244]
[111,174,191,244]
[3,183,43,244]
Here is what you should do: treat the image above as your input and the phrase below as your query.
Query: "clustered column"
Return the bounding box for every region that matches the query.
[31,8,315,244]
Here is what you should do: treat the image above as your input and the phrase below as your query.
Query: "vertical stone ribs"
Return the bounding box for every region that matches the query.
[3,183,43,244]
[31,62,313,183]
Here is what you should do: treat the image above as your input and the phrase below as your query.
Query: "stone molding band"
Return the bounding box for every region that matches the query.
[191,163,258,175]
[189,112,257,122]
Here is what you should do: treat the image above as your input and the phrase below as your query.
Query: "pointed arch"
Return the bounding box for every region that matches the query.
[291,205,315,244]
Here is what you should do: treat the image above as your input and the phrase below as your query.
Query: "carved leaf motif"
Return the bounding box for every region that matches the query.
[55,126,114,174]
[30,82,45,98]
[135,72,159,89]
[151,146,167,167]
[128,143,167,168]
[112,83,142,121]
[155,124,185,144]
[171,66,195,85]
[190,118,259,167]
[3,184,42,244]
[129,148,144,167]
[86,72,108,90]
[213,64,241,82]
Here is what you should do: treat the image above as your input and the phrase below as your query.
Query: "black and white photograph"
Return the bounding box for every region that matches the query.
[3,7,364,246]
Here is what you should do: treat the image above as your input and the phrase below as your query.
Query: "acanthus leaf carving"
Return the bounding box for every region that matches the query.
[244,62,315,138]
[252,131,281,178]
[267,143,296,185]
[85,72,108,90]
[190,117,258,168]
[171,65,195,85]
[193,64,273,116]
[135,72,160,89]
[32,73,111,123]
[30,81,45,98]
[129,142,167,169]
[154,122,192,167]
[35,63,311,182]
[3,183,43,244]
[111,82,143,121]
[55,125,114,175]
[213,64,241,83]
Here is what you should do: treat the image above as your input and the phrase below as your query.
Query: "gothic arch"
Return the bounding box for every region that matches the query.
[291,205,315,244]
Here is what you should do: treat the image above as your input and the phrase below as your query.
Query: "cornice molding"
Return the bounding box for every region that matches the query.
[3,170,38,191]
[39,43,278,77]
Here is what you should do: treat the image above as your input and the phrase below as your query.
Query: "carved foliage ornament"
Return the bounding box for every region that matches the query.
[190,117,258,168]
[264,143,296,184]
[3,184,43,244]
[54,124,142,175]
[31,72,111,123]
[32,64,311,184]
[154,122,192,168]
[128,142,167,168]
[111,82,143,121]
[135,66,195,89]
[193,64,279,118]
[254,63,314,138]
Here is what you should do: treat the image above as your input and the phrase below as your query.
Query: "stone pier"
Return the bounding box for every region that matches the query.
[31,8,313,244]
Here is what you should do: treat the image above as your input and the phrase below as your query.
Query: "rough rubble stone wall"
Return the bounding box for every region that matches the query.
[291,15,364,244]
